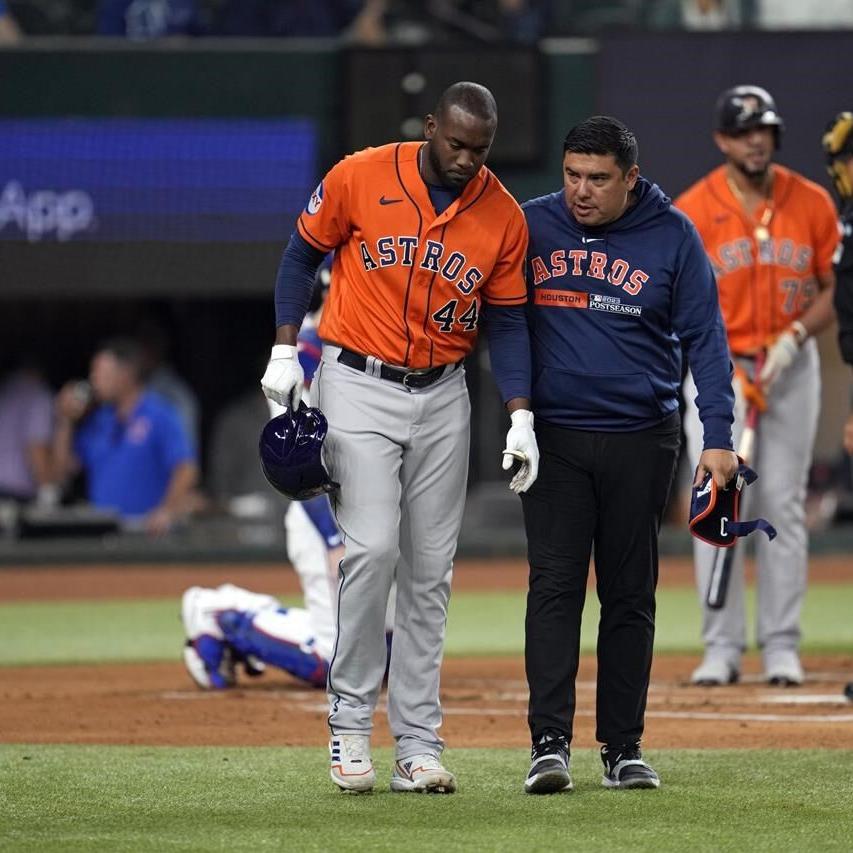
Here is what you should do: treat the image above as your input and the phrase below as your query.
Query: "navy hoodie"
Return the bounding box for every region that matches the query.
[523,177,733,449]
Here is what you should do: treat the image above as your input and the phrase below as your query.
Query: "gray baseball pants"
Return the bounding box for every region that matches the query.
[683,340,820,668]
[315,345,470,760]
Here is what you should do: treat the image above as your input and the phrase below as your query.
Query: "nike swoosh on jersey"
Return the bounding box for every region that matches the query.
[581,236,603,243]
[379,196,403,205]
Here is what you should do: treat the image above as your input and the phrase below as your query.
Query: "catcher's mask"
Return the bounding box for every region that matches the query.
[822,111,853,201]
[689,461,776,548]
[259,403,339,501]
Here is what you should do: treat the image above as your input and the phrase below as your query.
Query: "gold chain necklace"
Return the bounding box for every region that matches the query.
[726,174,774,243]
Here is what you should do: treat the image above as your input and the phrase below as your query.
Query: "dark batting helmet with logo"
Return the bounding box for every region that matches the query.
[259,403,339,501]
[715,85,784,147]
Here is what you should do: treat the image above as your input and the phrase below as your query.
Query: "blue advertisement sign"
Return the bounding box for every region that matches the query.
[0,118,316,242]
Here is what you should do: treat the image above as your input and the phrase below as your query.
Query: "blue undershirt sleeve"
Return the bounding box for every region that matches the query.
[481,303,531,404]
[300,495,342,549]
[673,228,735,451]
[274,232,328,328]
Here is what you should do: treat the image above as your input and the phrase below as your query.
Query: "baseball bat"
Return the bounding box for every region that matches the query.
[705,353,765,610]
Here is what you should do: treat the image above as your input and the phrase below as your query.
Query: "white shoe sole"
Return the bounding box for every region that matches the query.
[524,768,573,794]
[766,673,803,686]
[330,768,376,793]
[390,771,457,793]
[602,774,660,790]
[691,662,739,686]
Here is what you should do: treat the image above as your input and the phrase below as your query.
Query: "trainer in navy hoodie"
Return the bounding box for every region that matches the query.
[522,176,734,450]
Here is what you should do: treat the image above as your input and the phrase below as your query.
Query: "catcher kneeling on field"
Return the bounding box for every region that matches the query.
[181,584,329,690]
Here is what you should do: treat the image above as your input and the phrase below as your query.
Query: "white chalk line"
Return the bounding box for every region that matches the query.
[438,707,853,724]
[283,704,853,724]
[759,694,852,706]
[161,670,853,723]
[467,689,853,704]
[161,693,853,724]
[161,689,321,701]
[462,674,851,692]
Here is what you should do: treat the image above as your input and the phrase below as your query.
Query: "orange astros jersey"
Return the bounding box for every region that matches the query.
[295,141,528,368]
[676,165,838,355]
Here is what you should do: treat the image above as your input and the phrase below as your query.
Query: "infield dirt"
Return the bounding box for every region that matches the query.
[1,558,851,750]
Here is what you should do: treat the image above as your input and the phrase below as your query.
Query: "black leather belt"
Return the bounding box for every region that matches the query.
[337,347,458,389]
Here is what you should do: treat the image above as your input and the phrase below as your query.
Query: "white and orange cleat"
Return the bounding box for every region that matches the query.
[329,734,375,793]
[390,754,457,794]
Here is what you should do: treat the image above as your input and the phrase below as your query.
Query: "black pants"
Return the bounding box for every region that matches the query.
[521,413,680,746]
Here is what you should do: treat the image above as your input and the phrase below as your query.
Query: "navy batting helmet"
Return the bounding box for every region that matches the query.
[715,85,784,146]
[259,404,339,501]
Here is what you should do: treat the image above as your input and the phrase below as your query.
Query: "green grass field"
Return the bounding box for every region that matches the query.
[1,584,851,666]
[2,578,851,851]
[2,746,852,852]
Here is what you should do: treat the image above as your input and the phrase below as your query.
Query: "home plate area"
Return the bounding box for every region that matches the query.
[156,653,853,748]
[2,658,851,750]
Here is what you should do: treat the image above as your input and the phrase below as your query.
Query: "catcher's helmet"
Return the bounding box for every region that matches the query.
[259,403,339,501]
[822,111,853,200]
[715,85,784,146]
[689,461,776,549]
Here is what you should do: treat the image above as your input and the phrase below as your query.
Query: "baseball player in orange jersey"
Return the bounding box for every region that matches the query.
[261,82,538,793]
[677,86,838,686]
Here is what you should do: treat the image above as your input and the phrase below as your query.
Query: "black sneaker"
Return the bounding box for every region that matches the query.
[524,731,572,794]
[601,742,660,789]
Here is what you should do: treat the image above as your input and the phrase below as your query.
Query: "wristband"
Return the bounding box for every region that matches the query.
[270,344,297,360]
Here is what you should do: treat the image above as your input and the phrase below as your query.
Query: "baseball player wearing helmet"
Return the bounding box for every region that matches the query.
[677,85,838,687]
[262,81,536,794]
[520,116,736,794]
[822,112,853,704]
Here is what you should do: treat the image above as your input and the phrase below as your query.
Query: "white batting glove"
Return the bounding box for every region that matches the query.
[501,409,539,494]
[759,326,801,390]
[260,344,304,410]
